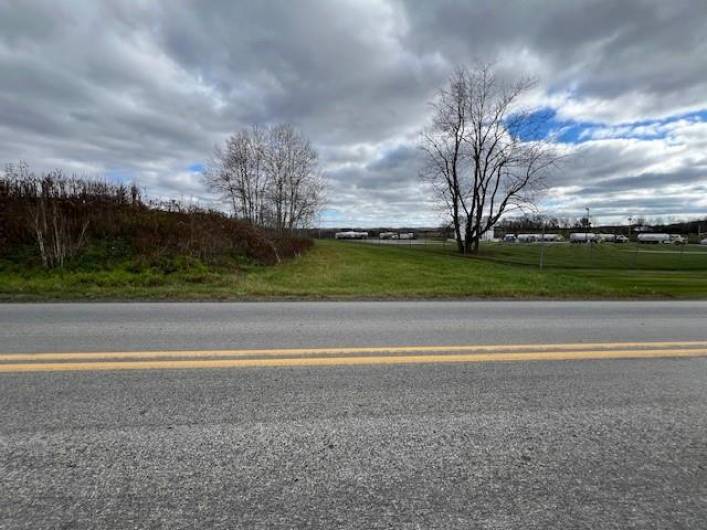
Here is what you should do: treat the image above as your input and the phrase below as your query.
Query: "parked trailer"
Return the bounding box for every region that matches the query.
[334,231,369,240]
[516,234,539,243]
[637,233,685,244]
[516,233,564,243]
[638,233,670,244]
[571,233,616,243]
[570,233,599,243]
[378,232,398,240]
[398,232,415,240]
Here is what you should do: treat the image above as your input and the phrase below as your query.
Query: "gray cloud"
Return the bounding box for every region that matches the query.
[0,0,706,225]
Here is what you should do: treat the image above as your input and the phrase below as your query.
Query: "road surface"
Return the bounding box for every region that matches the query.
[1,301,706,528]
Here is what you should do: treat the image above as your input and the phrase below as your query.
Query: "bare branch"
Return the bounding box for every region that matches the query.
[203,124,326,231]
[419,64,560,253]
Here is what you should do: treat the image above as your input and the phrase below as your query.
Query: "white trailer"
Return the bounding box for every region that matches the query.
[637,233,671,244]
[516,234,539,243]
[516,233,563,243]
[481,227,495,242]
[398,232,415,240]
[570,232,599,243]
[334,231,368,240]
[448,226,495,243]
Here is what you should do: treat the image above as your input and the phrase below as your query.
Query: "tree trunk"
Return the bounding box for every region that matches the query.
[453,220,463,253]
[463,221,473,254]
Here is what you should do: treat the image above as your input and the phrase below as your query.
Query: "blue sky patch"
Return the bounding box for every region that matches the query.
[511,107,707,144]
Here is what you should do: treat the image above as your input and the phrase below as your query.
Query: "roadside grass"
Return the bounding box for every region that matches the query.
[575,269,707,297]
[3,239,706,300]
[239,240,617,298]
[0,258,248,300]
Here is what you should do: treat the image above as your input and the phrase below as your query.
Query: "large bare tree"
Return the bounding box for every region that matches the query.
[421,64,559,253]
[205,124,325,231]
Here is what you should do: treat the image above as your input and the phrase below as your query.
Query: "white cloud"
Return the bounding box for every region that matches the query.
[0,0,705,225]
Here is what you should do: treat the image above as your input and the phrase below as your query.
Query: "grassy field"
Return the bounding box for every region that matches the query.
[473,241,707,270]
[1,239,707,300]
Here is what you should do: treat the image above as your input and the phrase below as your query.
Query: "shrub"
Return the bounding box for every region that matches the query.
[0,166,312,269]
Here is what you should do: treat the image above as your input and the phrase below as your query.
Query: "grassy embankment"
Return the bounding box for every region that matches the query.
[0,170,311,299]
[2,239,707,300]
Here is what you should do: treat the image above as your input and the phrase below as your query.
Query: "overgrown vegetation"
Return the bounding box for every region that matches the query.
[0,164,313,274]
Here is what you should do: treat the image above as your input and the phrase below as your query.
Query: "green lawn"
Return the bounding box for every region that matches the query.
[473,241,707,271]
[1,239,706,300]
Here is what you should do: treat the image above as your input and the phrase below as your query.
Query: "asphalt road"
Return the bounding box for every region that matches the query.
[1,301,706,529]
[2,300,707,353]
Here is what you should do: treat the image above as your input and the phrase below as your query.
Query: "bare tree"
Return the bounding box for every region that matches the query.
[205,124,324,231]
[264,124,324,231]
[420,65,560,253]
[3,163,91,268]
[204,126,268,225]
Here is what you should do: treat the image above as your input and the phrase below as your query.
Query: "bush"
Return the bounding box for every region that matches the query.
[0,166,312,269]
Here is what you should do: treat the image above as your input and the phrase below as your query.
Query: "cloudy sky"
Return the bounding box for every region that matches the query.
[1,0,706,227]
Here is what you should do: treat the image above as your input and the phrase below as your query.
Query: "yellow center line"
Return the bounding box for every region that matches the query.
[1,340,707,362]
[0,347,704,373]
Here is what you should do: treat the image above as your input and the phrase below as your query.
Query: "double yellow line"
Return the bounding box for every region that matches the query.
[0,341,705,373]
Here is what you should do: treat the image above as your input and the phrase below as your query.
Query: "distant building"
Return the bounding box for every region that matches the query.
[452,216,496,242]
[455,227,495,242]
[481,227,495,241]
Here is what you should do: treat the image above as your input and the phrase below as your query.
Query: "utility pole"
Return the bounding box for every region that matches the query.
[586,207,593,266]
[539,216,546,271]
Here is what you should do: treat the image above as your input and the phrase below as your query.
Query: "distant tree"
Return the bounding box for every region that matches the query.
[204,126,268,225]
[264,124,325,232]
[205,124,325,231]
[420,64,560,253]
